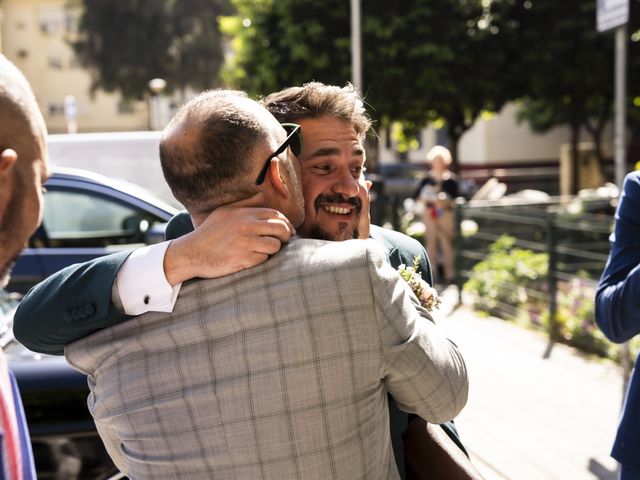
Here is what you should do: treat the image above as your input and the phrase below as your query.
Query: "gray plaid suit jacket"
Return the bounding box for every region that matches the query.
[66,238,468,480]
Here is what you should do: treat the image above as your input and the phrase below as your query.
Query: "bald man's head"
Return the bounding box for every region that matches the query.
[0,55,50,287]
[0,55,47,165]
[159,89,305,228]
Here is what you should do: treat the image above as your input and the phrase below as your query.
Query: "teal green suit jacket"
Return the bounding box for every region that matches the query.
[14,213,432,355]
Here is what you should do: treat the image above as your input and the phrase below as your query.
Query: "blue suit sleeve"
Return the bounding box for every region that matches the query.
[596,172,640,343]
[13,250,132,355]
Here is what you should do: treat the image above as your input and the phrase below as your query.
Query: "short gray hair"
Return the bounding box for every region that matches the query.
[159,90,270,215]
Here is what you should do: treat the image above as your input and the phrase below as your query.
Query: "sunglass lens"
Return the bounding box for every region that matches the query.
[283,124,303,156]
[291,133,302,156]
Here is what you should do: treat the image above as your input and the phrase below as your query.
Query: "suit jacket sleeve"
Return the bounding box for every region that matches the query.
[13,250,133,355]
[366,244,468,424]
[13,210,194,356]
[596,171,640,343]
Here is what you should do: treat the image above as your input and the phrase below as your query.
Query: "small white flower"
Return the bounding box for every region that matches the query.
[397,256,441,312]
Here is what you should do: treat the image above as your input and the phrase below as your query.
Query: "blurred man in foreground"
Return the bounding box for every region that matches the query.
[0,53,45,480]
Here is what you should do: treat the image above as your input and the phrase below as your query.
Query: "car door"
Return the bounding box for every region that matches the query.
[9,172,175,294]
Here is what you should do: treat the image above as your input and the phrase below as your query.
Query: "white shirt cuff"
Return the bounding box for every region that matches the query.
[115,241,182,315]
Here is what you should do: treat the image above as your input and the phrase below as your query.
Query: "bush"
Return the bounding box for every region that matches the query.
[463,236,639,363]
[546,276,612,357]
[463,235,547,317]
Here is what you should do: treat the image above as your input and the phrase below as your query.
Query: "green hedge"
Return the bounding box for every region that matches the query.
[463,235,640,363]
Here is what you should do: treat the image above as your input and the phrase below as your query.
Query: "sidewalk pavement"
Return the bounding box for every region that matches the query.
[434,286,624,480]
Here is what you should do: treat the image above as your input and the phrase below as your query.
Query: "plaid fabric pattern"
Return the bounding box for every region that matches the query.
[66,238,467,480]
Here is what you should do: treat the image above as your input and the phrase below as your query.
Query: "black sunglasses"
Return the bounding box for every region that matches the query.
[255,123,303,185]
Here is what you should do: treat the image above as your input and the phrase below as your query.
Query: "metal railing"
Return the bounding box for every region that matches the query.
[452,196,614,338]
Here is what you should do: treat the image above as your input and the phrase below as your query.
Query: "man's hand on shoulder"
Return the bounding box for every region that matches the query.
[164,193,295,284]
[358,180,372,239]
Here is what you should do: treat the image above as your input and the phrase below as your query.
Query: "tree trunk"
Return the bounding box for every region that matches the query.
[570,122,580,195]
[584,118,608,182]
[449,134,461,175]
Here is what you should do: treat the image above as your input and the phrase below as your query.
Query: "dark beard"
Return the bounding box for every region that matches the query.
[308,223,359,242]
[0,178,28,288]
[308,193,362,241]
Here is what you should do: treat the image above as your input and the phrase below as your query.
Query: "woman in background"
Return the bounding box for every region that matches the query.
[415,146,459,285]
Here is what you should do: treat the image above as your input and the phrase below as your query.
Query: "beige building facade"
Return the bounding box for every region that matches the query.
[0,0,149,133]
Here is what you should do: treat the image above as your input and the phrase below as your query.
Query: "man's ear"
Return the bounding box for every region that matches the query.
[0,149,18,209]
[365,179,373,192]
[0,149,18,175]
[265,158,291,199]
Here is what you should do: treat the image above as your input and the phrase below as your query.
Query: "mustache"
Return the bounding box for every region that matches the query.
[314,194,362,212]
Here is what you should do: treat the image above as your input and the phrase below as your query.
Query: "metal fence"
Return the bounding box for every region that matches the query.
[453,196,615,336]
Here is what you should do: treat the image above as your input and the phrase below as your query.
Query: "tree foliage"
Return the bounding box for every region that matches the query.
[362,0,525,171]
[222,0,524,172]
[74,0,232,100]
[512,0,640,191]
[76,0,640,181]
[510,0,615,191]
[220,0,351,96]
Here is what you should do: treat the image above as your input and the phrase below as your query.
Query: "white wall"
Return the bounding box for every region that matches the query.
[47,131,181,207]
[379,102,614,167]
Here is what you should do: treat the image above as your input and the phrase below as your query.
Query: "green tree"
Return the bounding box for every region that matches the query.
[221,0,350,96]
[73,0,232,100]
[510,0,616,193]
[222,0,524,173]
[362,0,524,172]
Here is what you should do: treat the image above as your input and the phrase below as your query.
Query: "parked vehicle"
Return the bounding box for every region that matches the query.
[8,167,179,294]
[47,131,177,207]
[4,168,179,478]
[5,168,177,480]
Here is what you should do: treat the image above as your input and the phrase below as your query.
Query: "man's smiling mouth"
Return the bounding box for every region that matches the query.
[323,205,351,215]
[315,194,362,216]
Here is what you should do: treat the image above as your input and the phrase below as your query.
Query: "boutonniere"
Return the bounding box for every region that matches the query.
[397,256,441,312]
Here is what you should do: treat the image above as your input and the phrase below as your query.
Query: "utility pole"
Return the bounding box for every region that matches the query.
[597,0,629,188]
[350,0,362,93]
[597,0,630,404]
[614,24,627,188]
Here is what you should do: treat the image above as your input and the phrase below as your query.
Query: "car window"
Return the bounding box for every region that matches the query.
[41,190,164,247]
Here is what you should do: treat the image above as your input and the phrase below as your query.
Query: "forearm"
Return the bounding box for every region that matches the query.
[13,250,132,355]
[596,261,640,343]
[369,244,468,423]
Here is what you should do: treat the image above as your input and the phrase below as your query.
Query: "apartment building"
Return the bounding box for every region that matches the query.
[0,0,148,132]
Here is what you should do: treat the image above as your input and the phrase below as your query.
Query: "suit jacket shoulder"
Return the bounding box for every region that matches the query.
[369,225,432,285]
[165,210,193,240]
[595,171,640,468]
